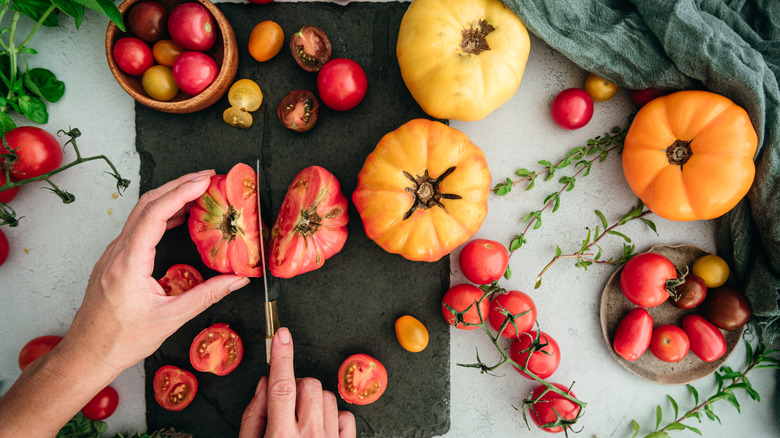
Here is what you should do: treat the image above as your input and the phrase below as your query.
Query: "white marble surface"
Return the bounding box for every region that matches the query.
[0,1,777,437]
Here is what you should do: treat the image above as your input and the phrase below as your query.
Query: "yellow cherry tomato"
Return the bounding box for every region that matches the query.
[248,20,284,62]
[142,65,179,101]
[228,79,263,112]
[584,73,618,102]
[223,107,253,129]
[692,254,730,288]
[395,315,429,353]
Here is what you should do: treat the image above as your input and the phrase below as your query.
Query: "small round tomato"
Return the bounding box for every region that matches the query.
[613,307,653,361]
[127,1,168,44]
[1,126,63,180]
[671,273,707,309]
[650,325,690,363]
[488,290,537,339]
[551,88,593,129]
[248,20,284,62]
[168,2,216,51]
[142,65,179,101]
[395,315,429,353]
[703,286,751,330]
[0,228,8,267]
[317,58,367,111]
[153,365,198,411]
[0,169,19,203]
[172,51,218,96]
[526,383,581,433]
[510,331,561,379]
[152,39,185,67]
[113,37,154,76]
[18,335,62,370]
[692,254,730,288]
[82,386,119,421]
[620,252,679,308]
[441,284,489,330]
[228,79,263,111]
[290,25,332,72]
[584,73,618,102]
[682,314,726,362]
[157,264,204,296]
[190,323,243,375]
[337,353,387,405]
[630,88,671,107]
[458,238,509,285]
[278,90,319,132]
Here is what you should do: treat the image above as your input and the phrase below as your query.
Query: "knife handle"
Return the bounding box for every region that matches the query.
[264,300,280,365]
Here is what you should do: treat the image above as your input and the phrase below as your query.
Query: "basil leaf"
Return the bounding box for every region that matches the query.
[51,0,85,28]
[18,95,48,124]
[71,0,124,31]
[24,68,65,102]
[0,112,16,134]
[12,0,59,27]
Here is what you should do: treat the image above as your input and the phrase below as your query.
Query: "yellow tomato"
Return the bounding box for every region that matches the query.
[142,65,178,101]
[396,0,530,121]
[692,254,730,288]
[228,79,263,112]
[584,73,618,102]
[248,20,284,62]
[223,107,253,129]
[395,315,429,353]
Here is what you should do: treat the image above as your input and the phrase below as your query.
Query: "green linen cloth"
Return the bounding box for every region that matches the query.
[502,0,780,342]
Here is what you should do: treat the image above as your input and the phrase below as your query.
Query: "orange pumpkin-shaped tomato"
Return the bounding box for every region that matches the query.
[353,119,491,262]
[622,90,757,221]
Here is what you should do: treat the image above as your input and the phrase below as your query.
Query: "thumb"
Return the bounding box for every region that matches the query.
[169,274,250,321]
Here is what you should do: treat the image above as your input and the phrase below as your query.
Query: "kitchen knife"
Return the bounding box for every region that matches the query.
[256,159,279,365]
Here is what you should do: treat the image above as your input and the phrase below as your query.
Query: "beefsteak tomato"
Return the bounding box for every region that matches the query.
[158,264,204,296]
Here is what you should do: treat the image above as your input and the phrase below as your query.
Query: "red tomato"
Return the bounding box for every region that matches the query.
[671,273,707,309]
[168,2,216,51]
[1,126,63,180]
[527,383,581,433]
[441,283,489,330]
[172,51,218,96]
[551,88,593,129]
[337,353,387,405]
[127,1,168,44]
[81,386,119,421]
[630,88,671,107]
[190,323,243,376]
[458,238,509,285]
[650,325,690,363]
[153,365,198,411]
[269,166,348,278]
[620,252,679,308]
[0,169,19,203]
[113,37,154,76]
[509,331,561,379]
[158,264,204,296]
[703,286,751,330]
[278,90,319,132]
[188,163,263,277]
[488,290,537,339]
[290,25,331,72]
[682,314,726,362]
[613,307,653,361]
[18,335,62,370]
[317,58,367,111]
[0,228,8,267]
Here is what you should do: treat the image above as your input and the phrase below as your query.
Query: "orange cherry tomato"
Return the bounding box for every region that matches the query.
[248,20,284,62]
[152,39,184,67]
[395,315,429,352]
[584,73,618,102]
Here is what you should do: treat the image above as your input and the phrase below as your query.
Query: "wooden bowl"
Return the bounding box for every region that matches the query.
[105,0,238,113]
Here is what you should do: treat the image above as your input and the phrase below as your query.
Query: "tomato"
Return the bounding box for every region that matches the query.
[112,37,154,76]
[0,169,19,203]
[650,325,690,363]
[551,88,594,130]
[81,386,119,421]
[612,307,653,361]
[172,51,218,96]
[289,25,331,72]
[152,39,184,67]
[337,354,387,405]
[0,228,8,267]
[142,65,179,101]
[353,119,492,261]
[630,88,671,107]
[395,315,429,353]
[441,284,489,330]
[188,163,263,277]
[458,239,508,285]
[127,1,168,44]
[168,2,215,51]
[190,323,243,375]
[153,365,198,411]
[18,335,61,370]
[670,273,707,309]
[509,331,560,379]
[623,91,758,221]
[682,314,726,362]
[488,290,536,339]
[692,254,730,288]
[1,126,63,180]
[157,264,204,296]
[228,79,262,112]
[317,58,367,111]
[269,166,348,278]
[278,90,319,132]
[248,20,284,62]
[526,383,580,433]
[619,252,680,308]
[223,107,253,129]
[703,286,751,330]
[584,73,618,102]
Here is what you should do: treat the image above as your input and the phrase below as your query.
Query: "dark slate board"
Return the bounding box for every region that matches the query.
[136,2,451,437]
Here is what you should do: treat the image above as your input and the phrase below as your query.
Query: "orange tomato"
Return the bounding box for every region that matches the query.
[248,20,284,62]
[152,40,184,67]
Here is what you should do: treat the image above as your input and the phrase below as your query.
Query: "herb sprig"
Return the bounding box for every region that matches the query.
[57,414,192,438]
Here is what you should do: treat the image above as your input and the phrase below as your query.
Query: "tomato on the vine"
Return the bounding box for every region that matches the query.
[168,2,215,51]
[613,307,652,361]
[278,90,319,132]
[441,284,489,330]
[671,273,707,309]
[113,37,154,76]
[1,126,63,180]
[172,51,218,96]
[488,290,537,339]
[458,239,508,285]
[337,354,387,405]
[620,252,680,308]
[650,325,690,363]
[395,315,429,353]
[152,40,184,67]
[0,228,8,267]
[551,88,593,129]
[153,365,198,411]
[509,331,560,379]
[290,25,331,72]
[18,335,62,370]
[526,383,581,433]
[584,73,618,102]
[317,58,367,111]
[142,65,179,101]
[190,323,243,375]
[248,20,284,62]
[82,386,119,421]
[682,314,726,362]
[692,254,730,288]
[0,169,19,203]
[127,1,168,44]
[703,286,751,330]
[157,264,204,296]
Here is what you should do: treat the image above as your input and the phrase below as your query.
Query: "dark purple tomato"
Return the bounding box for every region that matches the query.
[127,1,168,44]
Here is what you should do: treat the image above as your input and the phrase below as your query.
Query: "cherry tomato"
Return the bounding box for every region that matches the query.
[650,325,690,363]
[153,365,198,411]
[82,386,119,421]
[142,65,179,101]
[223,107,252,129]
[317,58,367,111]
[395,315,429,353]
[290,25,331,72]
[458,238,509,285]
[692,254,730,288]
[18,335,62,370]
[441,283,489,330]
[168,2,216,51]
[278,90,319,132]
[0,228,8,267]
[613,307,653,361]
[1,126,63,180]
[488,290,537,339]
[337,353,387,405]
[584,73,618,102]
[172,51,218,96]
[152,39,184,67]
[113,37,154,76]
[671,273,707,309]
[630,88,671,107]
[157,264,204,296]
[0,169,19,203]
[526,383,581,433]
[682,314,726,362]
[127,1,168,44]
[228,79,263,111]
[189,323,243,375]
[551,88,593,129]
[703,286,751,330]
[248,20,284,62]
[509,331,560,379]
[620,252,679,308]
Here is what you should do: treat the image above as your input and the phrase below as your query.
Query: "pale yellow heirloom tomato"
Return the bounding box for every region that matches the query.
[396,0,530,121]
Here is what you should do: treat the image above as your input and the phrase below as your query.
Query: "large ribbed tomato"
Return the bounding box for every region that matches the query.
[353,119,491,262]
[622,90,758,221]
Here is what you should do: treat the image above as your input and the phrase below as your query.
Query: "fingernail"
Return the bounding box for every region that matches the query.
[192,174,210,182]
[277,327,291,344]
[229,277,250,292]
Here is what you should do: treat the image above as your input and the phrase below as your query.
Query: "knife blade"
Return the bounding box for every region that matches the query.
[256,159,278,365]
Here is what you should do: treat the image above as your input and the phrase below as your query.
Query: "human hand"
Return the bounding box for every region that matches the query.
[239,328,356,438]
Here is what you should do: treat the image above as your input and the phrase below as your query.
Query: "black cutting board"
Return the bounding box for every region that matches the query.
[137,2,451,437]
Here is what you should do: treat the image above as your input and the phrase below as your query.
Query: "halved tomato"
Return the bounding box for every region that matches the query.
[189,323,244,376]
[289,25,331,72]
[337,353,388,405]
[278,90,319,132]
[153,365,198,411]
[157,264,204,296]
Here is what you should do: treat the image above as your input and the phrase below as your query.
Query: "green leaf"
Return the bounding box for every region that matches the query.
[525,176,535,191]
[667,395,678,419]
[595,209,608,229]
[12,0,59,26]
[515,168,533,177]
[71,0,124,31]
[645,431,670,438]
[24,68,65,102]
[685,424,703,435]
[655,404,663,430]
[555,246,562,257]
[0,112,16,134]
[509,235,525,252]
[503,266,512,280]
[607,230,632,242]
[640,218,658,235]
[493,178,512,196]
[666,422,686,431]
[631,420,640,438]
[18,95,47,123]
[51,0,85,27]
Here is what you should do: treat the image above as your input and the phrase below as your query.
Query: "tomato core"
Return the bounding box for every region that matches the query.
[403,167,462,220]
[461,20,494,55]
[666,140,693,168]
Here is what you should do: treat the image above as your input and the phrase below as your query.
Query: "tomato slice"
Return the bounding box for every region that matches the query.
[153,365,198,411]
[228,79,263,112]
[289,25,331,72]
[157,264,204,296]
[18,335,62,370]
[189,323,244,376]
[278,90,319,132]
[337,353,387,405]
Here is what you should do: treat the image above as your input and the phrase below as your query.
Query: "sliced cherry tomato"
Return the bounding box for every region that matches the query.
[157,264,204,296]
[0,228,8,267]
[152,39,185,67]
[18,335,62,370]
[692,254,730,288]
[172,51,218,96]
[395,315,429,353]
[671,273,707,309]
[113,37,154,76]
[441,284,489,330]
[228,79,263,112]
[249,20,284,62]
[526,383,581,433]
[337,353,387,405]
[189,323,244,376]
[682,314,726,362]
[153,365,198,411]
[509,331,560,379]
[630,88,671,107]
[127,1,168,44]
[278,90,319,132]
[223,107,253,129]
[1,126,63,180]
[0,168,18,203]
[458,238,509,285]
[290,25,331,72]
[620,252,680,308]
[488,290,537,339]
[551,88,593,129]
[650,325,690,363]
[317,58,367,111]
[142,65,179,101]
[703,286,751,330]
[613,307,653,361]
[168,2,216,51]
[584,73,618,102]
[82,386,119,421]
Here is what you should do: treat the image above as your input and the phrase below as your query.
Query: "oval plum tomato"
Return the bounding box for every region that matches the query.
[395,315,429,353]
[190,323,243,375]
[650,325,690,363]
[157,264,204,296]
[509,331,561,379]
[613,307,653,361]
[18,335,62,370]
[338,353,387,405]
[670,273,707,309]
[290,25,331,72]
[113,37,154,76]
[0,169,19,203]
[142,65,179,101]
[620,252,680,308]
[458,238,509,285]
[1,126,63,180]
[551,88,593,129]
[278,90,319,132]
[82,386,119,421]
[269,166,348,278]
[441,284,489,330]
[526,383,581,433]
[168,2,216,51]
[248,20,284,62]
[682,314,726,362]
[317,58,367,111]
[630,87,670,107]
[584,73,618,102]
[488,290,537,339]
[703,286,751,330]
[692,254,730,288]
[228,79,262,112]
[153,365,198,411]
[127,1,168,44]
[0,228,8,267]
[152,39,184,67]
[172,51,218,96]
